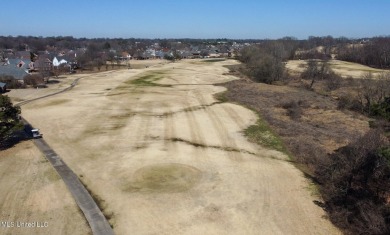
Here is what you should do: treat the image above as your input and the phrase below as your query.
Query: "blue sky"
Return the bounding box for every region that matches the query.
[1,0,389,39]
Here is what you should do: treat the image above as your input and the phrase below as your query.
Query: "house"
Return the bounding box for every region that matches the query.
[52,57,68,67]
[121,52,132,60]
[218,47,231,57]
[0,82,6,93]
[1,58,10,66]
[59,51,78,70]
[31,58,53,73]
[141,49,156,60]
[155,50,166,59]
[4,49,14,55]
[180,51,194,59]
[0,59,30,80]
[191,51,201,58]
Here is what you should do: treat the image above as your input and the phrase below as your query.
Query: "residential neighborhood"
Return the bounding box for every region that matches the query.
[0,36,247,89]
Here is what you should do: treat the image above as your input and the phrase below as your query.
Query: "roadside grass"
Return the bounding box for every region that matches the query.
[79,178,115,228]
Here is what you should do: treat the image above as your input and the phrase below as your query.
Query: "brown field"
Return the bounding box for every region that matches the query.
[221,76,370,163]
[5,59,340,234]
[287,59,387,78]
[0,141,91,235]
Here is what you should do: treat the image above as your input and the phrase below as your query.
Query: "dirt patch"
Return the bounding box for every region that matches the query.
[124,163,202,193]
[43,168,61,182]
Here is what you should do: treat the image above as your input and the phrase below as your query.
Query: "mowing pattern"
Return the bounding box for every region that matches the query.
[21,60,340,235]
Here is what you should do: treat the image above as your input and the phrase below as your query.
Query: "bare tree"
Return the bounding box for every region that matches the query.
[356,72,390,114]
[301,60,330,88]
[240,45,286,84]
[24,74,44,87]
[53,64,69,78]
[376,72,390,101]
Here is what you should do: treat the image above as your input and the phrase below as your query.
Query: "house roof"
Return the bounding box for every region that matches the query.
[32,58,52,70]
[53,57,68,66]
[15,51,31,60]
[0,59,30,80]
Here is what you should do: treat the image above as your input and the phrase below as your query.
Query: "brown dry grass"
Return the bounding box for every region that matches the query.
[13,59,340,234]
[287,59,387,78]
[0,141,91,235]
[220,71,370,174]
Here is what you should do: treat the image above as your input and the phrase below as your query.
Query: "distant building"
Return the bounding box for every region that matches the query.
[0,82,6,93]
[0,59,30,80]
[31,58,53,73]
[52,57,68,67]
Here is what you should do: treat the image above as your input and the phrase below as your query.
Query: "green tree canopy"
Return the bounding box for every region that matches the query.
[0,95,22,145]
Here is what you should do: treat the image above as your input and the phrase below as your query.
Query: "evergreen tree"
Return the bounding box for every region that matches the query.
[0,95,22,145]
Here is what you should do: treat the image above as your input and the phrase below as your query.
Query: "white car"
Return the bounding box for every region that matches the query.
[31,129,43,138]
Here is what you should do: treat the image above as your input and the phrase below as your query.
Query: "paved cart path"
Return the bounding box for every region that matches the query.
[22,120,114,235]
[17,74,115,235]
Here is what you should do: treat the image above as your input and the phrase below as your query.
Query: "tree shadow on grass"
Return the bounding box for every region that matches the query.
[47,80,60,84]
[0,130,30,151]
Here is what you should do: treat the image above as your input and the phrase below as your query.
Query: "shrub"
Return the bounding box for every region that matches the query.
[315,130,390,235]
[325,72,343,91]
[281,100,303,120]
[338,95,362,111]
[23,74,44,87]
[371,97,390,121]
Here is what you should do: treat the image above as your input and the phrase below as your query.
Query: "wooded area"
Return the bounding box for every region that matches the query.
[235,38,390,235]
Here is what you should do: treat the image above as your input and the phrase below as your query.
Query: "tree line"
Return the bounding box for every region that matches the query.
[237,37,390,235]
[337,37,390,69]
[0,36,156,52]
[238,39,299,83]
[0,35,247,53]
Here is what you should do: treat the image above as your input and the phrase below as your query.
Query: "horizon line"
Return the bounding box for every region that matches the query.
[2,34,390,41]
